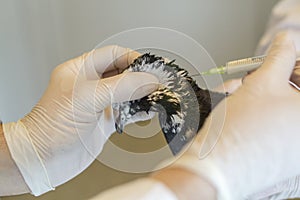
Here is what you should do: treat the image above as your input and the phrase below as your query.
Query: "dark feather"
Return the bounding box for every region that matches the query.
[113,53,226,155]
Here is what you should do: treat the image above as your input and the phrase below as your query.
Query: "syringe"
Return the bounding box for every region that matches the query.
[200,55,300,75]
[199,55,300,91]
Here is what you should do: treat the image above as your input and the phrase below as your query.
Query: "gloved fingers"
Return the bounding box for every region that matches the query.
[95,72,158,110]
[247,32,297,87]
[82,45,141,79]
[249,175,300,200]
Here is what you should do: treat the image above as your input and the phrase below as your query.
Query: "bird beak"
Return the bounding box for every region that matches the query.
[115,120,124,134]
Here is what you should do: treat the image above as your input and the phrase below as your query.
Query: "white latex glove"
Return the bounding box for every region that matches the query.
[256,0,300,89]
[89,178,178,200]
[3,45,158,196]
[171,33,300,199]
[256,0,300,55]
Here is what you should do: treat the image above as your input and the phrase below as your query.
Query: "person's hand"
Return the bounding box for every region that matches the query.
[153,33,300,199]
[3,45,158,196]
[216,52,300,96]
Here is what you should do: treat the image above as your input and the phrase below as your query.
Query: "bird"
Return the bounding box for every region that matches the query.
[112,53,226,155]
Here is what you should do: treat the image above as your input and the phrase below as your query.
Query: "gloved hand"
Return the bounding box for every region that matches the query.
[255,0,300,56]
[3,45,158,196]
[255,0,300,89]
[163,33,300,199]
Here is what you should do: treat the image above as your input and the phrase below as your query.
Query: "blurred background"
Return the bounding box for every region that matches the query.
[1,0,278,199]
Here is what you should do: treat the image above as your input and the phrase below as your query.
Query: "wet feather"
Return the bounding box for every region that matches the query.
[113,53,226,155]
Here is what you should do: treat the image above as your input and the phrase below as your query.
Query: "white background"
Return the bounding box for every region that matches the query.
[0,0,278,199]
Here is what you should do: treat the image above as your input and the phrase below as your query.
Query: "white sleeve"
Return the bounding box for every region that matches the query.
[256,0,300,55]
[89,178,178,200]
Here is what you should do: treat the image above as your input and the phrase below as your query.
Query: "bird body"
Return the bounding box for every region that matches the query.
[113,54,225,155]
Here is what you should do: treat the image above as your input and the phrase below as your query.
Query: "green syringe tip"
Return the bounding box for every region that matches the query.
[199,71,212,75]
[200,66,226,75]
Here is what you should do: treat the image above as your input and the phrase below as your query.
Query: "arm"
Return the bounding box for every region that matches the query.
[0,46,158,196]
[0,123,30,195]
[151,167,216,200]
[88,168,216,200]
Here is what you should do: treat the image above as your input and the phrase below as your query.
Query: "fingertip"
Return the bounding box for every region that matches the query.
[112,46,141,70]
[123,72,159,99]
[83,45,142,78]
[133,71,160,85]
[101,72,159,103]
[125,48,141,66]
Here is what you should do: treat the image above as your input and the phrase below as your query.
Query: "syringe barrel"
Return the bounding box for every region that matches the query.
[226,56,265,74]
[226,62,263,74]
